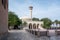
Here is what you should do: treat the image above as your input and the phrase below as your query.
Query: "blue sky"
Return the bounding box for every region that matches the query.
[9,0,60,21]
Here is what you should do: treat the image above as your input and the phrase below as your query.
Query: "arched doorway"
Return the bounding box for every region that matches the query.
[37,24,39,29]
[29,23,32,29]
[33,24,36,29]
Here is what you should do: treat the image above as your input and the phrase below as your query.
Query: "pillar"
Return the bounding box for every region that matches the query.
[29,6,33,21]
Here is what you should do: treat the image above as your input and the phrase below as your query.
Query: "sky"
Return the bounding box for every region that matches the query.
[9,0,60,21]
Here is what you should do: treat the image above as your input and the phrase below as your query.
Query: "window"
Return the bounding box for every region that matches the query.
[2,0,6,9]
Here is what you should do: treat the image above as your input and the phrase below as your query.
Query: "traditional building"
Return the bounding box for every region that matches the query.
[0,0,8,38]
[21,6,44,30]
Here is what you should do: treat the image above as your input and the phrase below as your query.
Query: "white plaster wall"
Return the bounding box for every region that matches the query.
[26,21,44,29]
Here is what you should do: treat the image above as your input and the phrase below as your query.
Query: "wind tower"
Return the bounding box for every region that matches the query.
[29,6,33,21]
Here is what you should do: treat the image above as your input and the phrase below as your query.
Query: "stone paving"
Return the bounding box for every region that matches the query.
[1,30,60,40]
[8,30,37,40]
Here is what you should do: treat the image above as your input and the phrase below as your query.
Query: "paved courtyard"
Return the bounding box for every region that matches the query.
[8,30,50,40]
[1,30,60,40]
[8,30,36,40]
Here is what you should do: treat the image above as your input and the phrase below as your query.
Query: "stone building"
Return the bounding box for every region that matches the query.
[0,0,8,38]
[21,6,44,30]
[21,17,44,30]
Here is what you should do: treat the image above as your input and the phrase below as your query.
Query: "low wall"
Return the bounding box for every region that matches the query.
[26,29,48,36]
[55,30,60,35]
[26,29,60,37]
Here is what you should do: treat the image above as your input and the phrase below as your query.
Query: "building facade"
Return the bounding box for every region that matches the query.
[0,0,8,38]
[26,21,44,30]
[21,17,44,30]
[21,6,44,30]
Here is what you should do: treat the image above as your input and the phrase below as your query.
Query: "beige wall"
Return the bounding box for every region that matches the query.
[0,0,8,35]
[25,21,44,29]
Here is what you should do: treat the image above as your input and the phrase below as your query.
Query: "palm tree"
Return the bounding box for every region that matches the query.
[54,20,59,27]
[51,22,54,27]
[58,21,60,27]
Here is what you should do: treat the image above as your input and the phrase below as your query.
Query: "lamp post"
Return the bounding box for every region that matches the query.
[29,6,33,21]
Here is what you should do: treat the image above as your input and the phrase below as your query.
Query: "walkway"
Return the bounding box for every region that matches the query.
[8,30,36,40]
[1,30,60,40]
[7,30,50,40]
